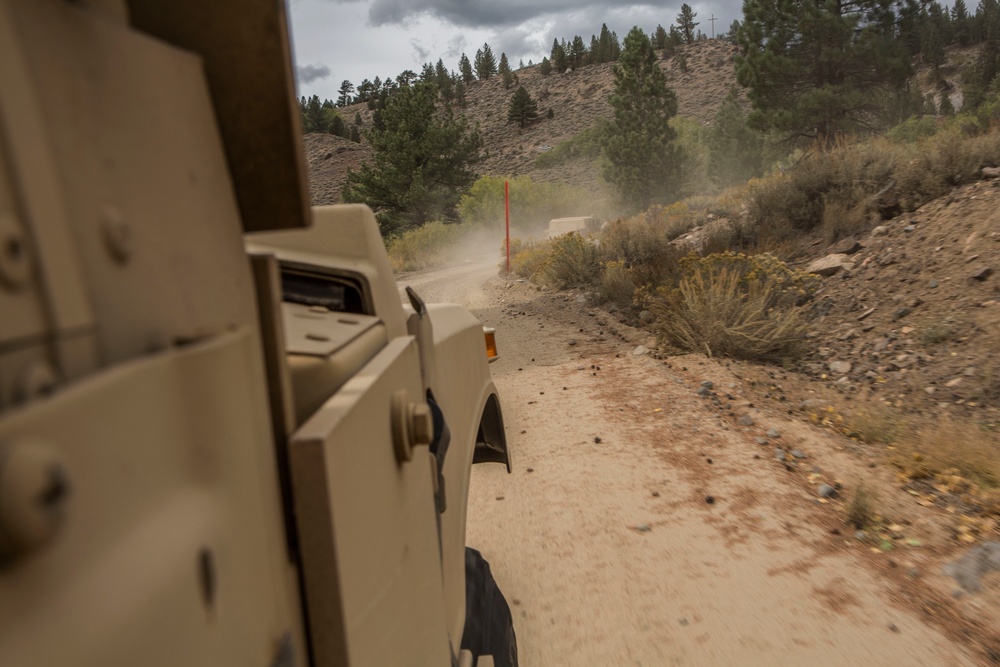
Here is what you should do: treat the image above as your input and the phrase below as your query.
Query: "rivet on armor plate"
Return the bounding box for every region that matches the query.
[0,217,31,289]
[101,206,131,263]
[0,440,70,563]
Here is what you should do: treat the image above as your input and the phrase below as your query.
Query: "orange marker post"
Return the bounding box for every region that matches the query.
[505,180,511,274]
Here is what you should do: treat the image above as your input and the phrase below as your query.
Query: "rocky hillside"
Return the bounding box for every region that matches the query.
[303,39,740,203]
[794,173,1000,426]
[302,133,372,206]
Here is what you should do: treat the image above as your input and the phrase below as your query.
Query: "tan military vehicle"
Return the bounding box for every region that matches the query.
[0,1,515,666]
[546,216,600,238]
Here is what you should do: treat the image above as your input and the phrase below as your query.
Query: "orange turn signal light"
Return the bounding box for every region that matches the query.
[484,327,499,362]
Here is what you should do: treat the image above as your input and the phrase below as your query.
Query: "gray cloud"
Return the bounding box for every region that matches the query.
[444,34,467,60]
[296,62,332,83]
[366,0,676,28]
[411,39,431,62]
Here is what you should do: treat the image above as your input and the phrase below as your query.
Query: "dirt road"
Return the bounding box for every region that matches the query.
[398,259,976,667]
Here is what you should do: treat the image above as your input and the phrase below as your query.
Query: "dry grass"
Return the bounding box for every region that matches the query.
[844,403,903,445]
[894,417,1000,488]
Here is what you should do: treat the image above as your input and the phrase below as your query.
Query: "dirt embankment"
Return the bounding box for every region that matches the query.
[790,176,1000,426]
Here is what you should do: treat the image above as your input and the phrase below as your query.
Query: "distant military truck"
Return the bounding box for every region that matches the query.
[546,216,600,238]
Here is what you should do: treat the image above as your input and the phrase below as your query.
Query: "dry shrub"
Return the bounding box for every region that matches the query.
[747,140,896,238]
[846,481,878,529]
[597,260,637,309]
[598,217,685,289]
[649,253,819,362]
[543,233,599,289]
[894,129,1000,210]
[643,201,699,240]
[820,191,878,244]
[918,320,957,346]
[895,418,1000,488]
[506,237,552,280]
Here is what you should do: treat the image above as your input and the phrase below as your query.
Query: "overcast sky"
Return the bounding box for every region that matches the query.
[287,0,744,102]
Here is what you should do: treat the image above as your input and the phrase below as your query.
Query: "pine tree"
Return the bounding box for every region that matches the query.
[459,53,475,83]
[328,111,347,137]
[396,70,417,88]
[597,24,616,62]
[337,80,355,107]
[420,63,436,85]
[474,44,498,80]
[356,79,374,103]
[665,25,684,56]
[961,0,1000,108]
[609,31,622,60]
[927,2,953,46]
[349,125,361,142]
[653,24,668,49]
[953,0,971,46]
[435,59,454,101]
[897,0,924,56]
[601,26,681,210]
[539,57,552,75]
[707,89,763,186]
[727,20,742,45]
[570,36,588,70]
[354,112,363,126]
[921,19,946,69]
[551,38,568,73]
[507,86,539,127]
[498,53,515,88]
[677,4,699,44]
[301,95,325,133]
[736,0,911,143]
[342,83,483,235]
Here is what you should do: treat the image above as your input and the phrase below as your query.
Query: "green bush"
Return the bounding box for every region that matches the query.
[386,221,471,271]
[885,115,939,143]
[458,175,591,233]
[533,127,603,169]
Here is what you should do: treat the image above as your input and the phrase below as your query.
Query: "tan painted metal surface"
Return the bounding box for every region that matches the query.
[0,2,509,665]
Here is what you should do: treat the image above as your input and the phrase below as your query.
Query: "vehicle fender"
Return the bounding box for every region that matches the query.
[421,302,508,648]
